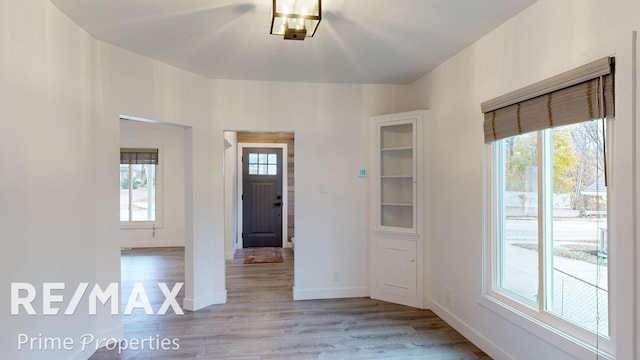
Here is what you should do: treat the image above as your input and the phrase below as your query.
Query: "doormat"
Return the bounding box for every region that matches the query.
[244,247,284,264]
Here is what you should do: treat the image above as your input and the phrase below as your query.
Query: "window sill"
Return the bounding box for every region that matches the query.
[478,294,613,359]
[120,222,161,230]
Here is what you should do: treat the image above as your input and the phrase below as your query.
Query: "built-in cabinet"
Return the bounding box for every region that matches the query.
[370,110,425,309]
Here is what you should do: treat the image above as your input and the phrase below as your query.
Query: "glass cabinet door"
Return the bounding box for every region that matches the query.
[378,122,415,230]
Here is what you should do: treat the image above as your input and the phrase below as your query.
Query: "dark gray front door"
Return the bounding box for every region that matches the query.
[242,147,283,247]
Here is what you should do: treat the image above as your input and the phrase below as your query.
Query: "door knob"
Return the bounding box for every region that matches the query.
[273,202,282,207]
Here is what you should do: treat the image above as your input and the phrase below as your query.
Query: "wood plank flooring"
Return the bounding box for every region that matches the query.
[90,247,490,359]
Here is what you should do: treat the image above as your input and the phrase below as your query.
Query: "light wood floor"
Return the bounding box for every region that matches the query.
[91,247,490,359]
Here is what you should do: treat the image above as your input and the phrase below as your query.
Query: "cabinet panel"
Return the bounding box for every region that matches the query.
[372,237,418,304]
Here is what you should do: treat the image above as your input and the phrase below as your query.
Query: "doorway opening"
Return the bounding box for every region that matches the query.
[224,131,295,257]
[118,116,190,329]
[223,131,295,300]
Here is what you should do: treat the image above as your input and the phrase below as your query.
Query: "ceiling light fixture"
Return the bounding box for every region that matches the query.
[270,0,321,40]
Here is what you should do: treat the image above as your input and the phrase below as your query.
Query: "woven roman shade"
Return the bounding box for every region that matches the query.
[481,57,615,143]
[120,148,159,165]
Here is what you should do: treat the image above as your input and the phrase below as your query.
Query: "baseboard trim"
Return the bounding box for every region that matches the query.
[430,299,516,360]
[371,291,425,309]
[293,286,369,301]
[121,240,184,248]
[183,290,227,311]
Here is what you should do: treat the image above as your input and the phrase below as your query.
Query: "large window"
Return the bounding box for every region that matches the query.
[494,121,608,337]
[120,148,159,225]
[482,57,614,352]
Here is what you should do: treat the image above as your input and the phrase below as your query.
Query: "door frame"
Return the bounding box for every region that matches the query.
[237,142,288,248]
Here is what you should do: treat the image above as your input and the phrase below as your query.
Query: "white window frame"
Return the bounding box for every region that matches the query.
[482,125,613,359]
[120,144,163,230]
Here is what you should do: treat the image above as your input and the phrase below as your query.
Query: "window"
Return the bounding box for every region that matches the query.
[247,152,278,175]
[120,148,159,225]
[494,121,608,336]
[482,57,614,351]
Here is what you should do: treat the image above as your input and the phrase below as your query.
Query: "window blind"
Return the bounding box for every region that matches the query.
[481,57,615,143]
[120,148,159,165]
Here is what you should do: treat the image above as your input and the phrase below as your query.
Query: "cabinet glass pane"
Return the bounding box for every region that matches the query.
[381,149,412,176]
[381,205,413,228]
[381,177,413,204]
[380,123,413,149]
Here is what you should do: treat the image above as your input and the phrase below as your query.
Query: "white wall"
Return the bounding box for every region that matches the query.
[408,0,640,359]
[97,43,223,311]
[120,119,186,248]
[0,0,121,359]
[223,131,238,260]
[2,1,220,357]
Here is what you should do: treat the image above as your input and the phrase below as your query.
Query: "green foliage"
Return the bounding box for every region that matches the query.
[552,130,579,194]
[504,131,579,195]
[505,133,537,192]
[120,177,141,189]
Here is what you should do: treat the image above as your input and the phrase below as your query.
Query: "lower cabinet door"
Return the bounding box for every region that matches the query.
[371,237,419,307]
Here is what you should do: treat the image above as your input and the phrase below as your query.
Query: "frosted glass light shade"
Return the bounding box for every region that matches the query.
[270,0,321,39]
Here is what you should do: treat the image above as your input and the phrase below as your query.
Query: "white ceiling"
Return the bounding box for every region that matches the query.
[51,0,535,84]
